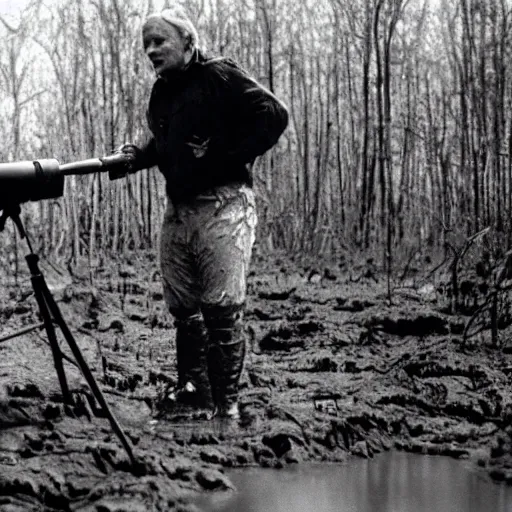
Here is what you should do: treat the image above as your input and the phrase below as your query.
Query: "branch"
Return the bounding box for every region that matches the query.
[0,15,18,33]
[457,226,490,264]
[19,89,48,108]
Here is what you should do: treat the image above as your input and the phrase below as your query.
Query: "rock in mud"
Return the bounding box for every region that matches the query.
[7,383,44,399]
[366,310,450,336]
[195,469,233,491]
[199,447,228,466]
[98,316,125,333]
[262,432,293,458]
[351,440,370,458]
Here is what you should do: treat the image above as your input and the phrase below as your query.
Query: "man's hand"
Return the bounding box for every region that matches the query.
[115,143,141,170]
[109,143,142,179]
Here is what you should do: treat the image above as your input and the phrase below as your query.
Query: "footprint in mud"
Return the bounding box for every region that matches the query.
[0,453,17,465]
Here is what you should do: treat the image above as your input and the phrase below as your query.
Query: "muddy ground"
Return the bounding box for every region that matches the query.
[1,251,512,511]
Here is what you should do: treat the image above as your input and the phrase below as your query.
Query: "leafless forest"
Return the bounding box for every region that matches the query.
[4,4,512,505]
[1,0,511,271]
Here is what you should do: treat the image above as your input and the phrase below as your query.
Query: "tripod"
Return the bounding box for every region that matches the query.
[0,206,135,464]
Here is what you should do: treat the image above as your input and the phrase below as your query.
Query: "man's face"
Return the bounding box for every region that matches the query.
[142,18,189,77]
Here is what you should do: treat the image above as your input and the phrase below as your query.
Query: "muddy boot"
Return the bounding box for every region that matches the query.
[204,305,246,419]
[166,314,213,411]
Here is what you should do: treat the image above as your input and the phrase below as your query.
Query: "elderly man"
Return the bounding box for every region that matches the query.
[119,6,288,419]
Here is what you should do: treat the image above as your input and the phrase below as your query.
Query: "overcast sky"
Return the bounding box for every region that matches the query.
[0,0,177,17]
[0,0,443,18]
[0,0,31,16]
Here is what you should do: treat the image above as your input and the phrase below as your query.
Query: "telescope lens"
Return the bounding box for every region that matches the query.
[0,159,63,209]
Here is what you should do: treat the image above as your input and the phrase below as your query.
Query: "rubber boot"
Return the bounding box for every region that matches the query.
[204,306,246,419]
[171,315,214,410]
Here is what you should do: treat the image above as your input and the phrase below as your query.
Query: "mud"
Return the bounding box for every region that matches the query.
[1,253,512,511]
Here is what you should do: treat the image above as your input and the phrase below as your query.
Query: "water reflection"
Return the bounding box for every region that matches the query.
[196,452,512,512]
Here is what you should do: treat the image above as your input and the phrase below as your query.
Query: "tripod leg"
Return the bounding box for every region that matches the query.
[39,275,135,464]
[30,269,72,404]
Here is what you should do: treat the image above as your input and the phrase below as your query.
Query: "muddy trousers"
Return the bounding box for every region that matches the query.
[160,184,256,413]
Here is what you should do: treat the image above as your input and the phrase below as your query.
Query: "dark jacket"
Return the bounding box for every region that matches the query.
[139,52,289,205]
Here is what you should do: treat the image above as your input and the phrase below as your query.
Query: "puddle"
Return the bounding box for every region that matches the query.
[195,451,512,512]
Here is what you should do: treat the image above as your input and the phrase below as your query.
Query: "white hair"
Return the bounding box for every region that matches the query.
[145,6,199,50]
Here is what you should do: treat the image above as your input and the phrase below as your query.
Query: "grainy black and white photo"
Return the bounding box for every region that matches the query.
[1,0,512,510]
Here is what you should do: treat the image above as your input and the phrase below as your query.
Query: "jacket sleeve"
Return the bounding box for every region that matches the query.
[209,59,289,165]
[136,137,158,169]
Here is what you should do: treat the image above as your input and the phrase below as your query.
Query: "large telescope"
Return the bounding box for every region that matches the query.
[0,154,135,213]
[0,152,139,464]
